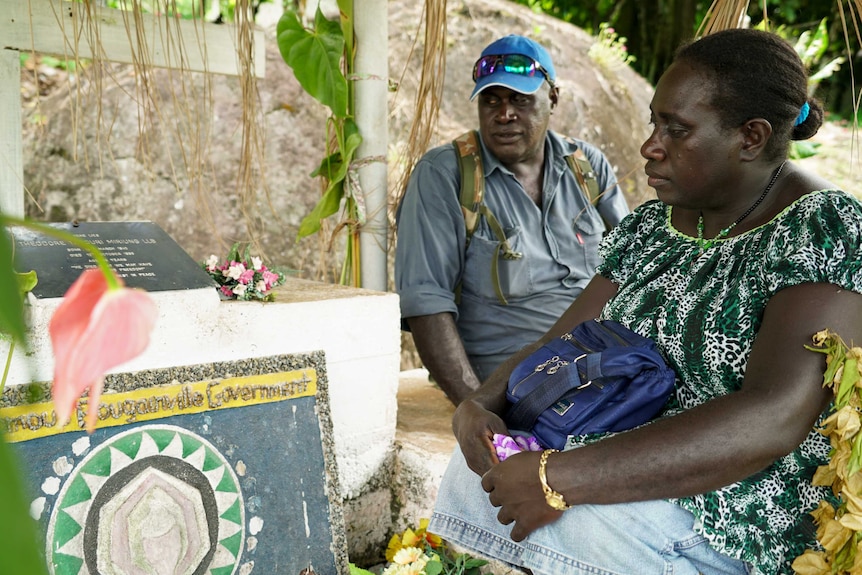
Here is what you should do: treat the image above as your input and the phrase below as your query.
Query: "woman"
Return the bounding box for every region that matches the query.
[427,29,862,575]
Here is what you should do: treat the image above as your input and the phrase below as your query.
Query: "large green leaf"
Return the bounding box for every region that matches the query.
[297,180,345,239]
[342,118,362,164]
[16,271,38,294]
[0,226,26,345]
[309,120,362,184]
[311,150,346,181]
[276,8,348,118]
[0,434,49,575]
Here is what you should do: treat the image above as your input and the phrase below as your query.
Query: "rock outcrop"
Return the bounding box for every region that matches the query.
[21,0,655,283]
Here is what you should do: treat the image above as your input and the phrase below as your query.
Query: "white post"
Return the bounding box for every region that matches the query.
[0,49,24,217]
[353,0,389,292]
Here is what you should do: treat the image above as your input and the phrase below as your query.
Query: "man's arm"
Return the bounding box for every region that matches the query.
[406,313,481,405]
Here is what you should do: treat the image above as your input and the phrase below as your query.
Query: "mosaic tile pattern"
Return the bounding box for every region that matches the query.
[49,426,243,575]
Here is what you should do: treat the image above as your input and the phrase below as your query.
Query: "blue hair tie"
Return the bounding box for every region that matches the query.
[794,102,810,126]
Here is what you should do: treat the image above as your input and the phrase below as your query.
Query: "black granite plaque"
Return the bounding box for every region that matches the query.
[10,221,215,298]
[2,351,349,575]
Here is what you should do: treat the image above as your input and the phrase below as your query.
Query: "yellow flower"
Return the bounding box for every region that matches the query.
[821,406,862,441]
[385,519,443,562]
[415,518,443,549]
[790,549,829,575]
[811,464,837,490]
[392,547,426,565]
[797,330,862,572]
[817,514,853,555]
[840,510,862,532]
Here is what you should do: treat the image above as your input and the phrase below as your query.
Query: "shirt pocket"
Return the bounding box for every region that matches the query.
[463,226,533,302]
[573,210,605,272]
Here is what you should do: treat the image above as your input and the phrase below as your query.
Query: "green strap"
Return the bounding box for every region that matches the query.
[454,130,484,240]
[479,203,523,305]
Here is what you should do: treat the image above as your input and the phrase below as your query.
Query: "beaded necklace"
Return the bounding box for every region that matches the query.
[696,161,785,254]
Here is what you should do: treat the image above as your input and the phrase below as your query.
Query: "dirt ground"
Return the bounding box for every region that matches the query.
[798,119,861,197]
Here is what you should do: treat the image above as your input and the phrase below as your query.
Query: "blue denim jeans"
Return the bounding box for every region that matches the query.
[429,447,755,575]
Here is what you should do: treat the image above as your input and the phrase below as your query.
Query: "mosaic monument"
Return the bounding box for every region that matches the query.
[2,351,348,575]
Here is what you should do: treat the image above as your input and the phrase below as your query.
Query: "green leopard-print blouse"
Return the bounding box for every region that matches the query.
[596,190,862,575]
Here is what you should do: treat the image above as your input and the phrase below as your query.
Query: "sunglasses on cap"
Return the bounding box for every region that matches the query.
[472,53,552,83]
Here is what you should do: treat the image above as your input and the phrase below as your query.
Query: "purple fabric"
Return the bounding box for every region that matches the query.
[493,433,542,461]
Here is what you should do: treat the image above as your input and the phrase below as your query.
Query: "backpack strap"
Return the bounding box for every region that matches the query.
[565,148,601,206]
[453,130,484,241]
[453,130,522,305]
[565,145,611,230]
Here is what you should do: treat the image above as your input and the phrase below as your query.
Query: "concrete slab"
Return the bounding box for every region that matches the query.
[393,369,522,575]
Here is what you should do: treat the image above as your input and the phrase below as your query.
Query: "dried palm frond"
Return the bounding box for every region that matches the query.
[841,0,861,158]
[389,0,447,244]
[26,0,266,257]
[696,0,754,36]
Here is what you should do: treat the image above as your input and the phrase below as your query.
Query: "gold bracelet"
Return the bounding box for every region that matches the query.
[539,449,573,511]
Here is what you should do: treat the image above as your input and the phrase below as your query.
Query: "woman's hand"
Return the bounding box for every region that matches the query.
[481,451,564,541]
[452,398,510,476]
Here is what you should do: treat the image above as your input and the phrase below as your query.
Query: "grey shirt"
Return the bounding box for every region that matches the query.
[395,130,630,379]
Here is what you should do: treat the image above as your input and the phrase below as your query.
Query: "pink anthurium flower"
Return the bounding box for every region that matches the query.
[49,268,158,432]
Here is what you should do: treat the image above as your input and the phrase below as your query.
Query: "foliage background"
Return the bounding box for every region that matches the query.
[513,0,860,120]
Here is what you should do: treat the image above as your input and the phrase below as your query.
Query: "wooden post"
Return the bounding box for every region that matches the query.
[0,0,266,218]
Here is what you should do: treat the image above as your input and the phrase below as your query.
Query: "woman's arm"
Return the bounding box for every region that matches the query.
[482,283,862,541]
[453,274,619,475]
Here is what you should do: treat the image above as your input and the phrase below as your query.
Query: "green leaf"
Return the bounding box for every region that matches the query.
[15,271,38,294]
[297,180,345,239]
[348,564,375,575]
[0,227,26,345]
[226,242,242,263]
[309,121,362,187]
[790,141,821,160]
[276,8,348,118]
[342,118,363,162]
[311,150,346,181]
[0,434,50,575]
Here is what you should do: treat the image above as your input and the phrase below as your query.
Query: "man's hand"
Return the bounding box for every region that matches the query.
[452,399,510,475]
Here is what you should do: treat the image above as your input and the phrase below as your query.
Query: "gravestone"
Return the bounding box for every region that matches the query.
[9,221,216,298]
[1,350,348,575]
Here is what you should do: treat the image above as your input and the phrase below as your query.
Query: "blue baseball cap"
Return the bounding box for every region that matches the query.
[470,35,557,101]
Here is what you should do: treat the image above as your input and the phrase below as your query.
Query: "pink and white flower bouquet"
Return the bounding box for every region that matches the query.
[202,243,286,302]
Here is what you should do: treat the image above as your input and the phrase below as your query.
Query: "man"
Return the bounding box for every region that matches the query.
[395,34,630,404]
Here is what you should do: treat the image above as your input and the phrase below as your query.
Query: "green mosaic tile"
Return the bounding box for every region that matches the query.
[202,447,222,472]
[52,510,82,551]
[146,429,178,452]
[215,471,238,493]
[219,531,242,558]
[219,499,242,525]
[180,433,202,458]
[52,552,83,575]
[80,446,112,477]
[60,475,92,509]
[110,431,142,459]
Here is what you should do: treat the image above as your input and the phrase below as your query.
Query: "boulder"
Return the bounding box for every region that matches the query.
[21,0,654,283]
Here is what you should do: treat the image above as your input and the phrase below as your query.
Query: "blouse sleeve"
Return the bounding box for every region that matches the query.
[765,190,862,295]
[596,200,664,286]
